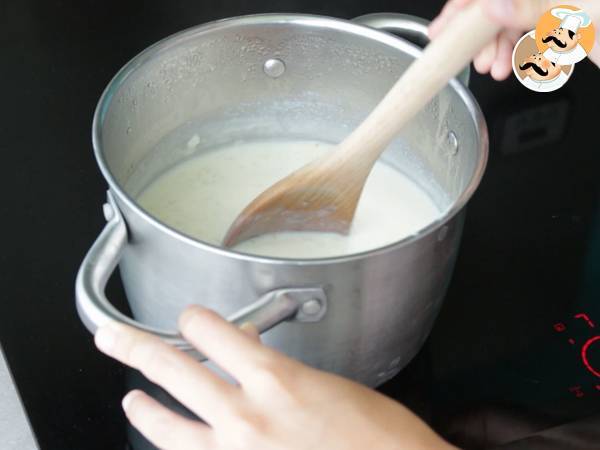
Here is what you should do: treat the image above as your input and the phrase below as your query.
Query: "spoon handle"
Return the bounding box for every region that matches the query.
[341,1,501,162]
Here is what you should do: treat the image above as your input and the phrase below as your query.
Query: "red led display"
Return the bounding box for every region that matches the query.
[581,336,600,378]
[574,313,595,328]
[552,311,600,398]
[568,385,585,398]
[554,323,567,332]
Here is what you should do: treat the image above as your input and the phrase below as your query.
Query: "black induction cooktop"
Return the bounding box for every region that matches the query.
[2,1,599,449]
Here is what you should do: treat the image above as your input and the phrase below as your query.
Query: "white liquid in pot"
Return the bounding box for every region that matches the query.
[138,140,441,258]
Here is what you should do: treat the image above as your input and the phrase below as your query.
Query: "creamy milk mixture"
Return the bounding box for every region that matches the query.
[138,140,441,258]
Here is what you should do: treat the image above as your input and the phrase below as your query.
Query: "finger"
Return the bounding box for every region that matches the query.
[240,322,261,342]
[473,37,498,74]
[429,0,473,38]
[472,49,487,73]
[123,390,213,450]
[491,32,516,80]
[179,307,280,383]
[95,322,239,423]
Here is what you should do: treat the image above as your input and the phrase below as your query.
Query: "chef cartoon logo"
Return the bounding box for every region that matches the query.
[512,5,595,93]
[512,31,574,92]
[537,6,596,65]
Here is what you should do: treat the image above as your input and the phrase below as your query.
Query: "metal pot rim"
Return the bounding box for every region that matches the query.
[91,13,488,266]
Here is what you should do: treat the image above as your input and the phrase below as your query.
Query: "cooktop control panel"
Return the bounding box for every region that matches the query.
[553,312,600,400]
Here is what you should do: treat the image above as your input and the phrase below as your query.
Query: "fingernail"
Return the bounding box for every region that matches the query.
[486,0,515,21]
[240,321,258,335]
[95,325,117,354]
[122,391,138,412]
[239,321,254,331]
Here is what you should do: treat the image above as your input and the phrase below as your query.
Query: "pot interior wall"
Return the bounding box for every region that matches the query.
[97,16,481,221]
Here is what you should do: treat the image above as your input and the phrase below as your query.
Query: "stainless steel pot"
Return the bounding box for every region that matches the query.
[76,13,487,387]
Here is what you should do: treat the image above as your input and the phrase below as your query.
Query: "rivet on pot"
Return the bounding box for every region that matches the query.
[447,131,459,155]
[103,203,114,221]
[263,58,286,78]
[301,299,322,316]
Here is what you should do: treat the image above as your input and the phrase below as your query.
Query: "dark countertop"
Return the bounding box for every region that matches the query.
[2,1,599,449]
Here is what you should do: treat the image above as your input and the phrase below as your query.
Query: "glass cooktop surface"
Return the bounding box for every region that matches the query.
[2,1,598,449]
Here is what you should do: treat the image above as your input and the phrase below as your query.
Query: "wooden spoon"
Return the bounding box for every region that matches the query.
[224,2,500,247]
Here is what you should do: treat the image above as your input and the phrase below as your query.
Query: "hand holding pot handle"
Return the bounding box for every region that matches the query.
[75,191,327,355]
[94,306,459,450]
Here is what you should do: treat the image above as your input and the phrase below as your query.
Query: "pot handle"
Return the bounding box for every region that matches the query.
[351,13,470,86]
[75,191,327,354]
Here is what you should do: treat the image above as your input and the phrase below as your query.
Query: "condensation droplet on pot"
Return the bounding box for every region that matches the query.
[438,225,449,242]
[263,58,286,78]
[447,131,459,155]
[187,134,200,149]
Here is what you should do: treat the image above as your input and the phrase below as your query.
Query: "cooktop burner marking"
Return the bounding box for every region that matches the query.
[581,335,600,378]
[574,313,595,328]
